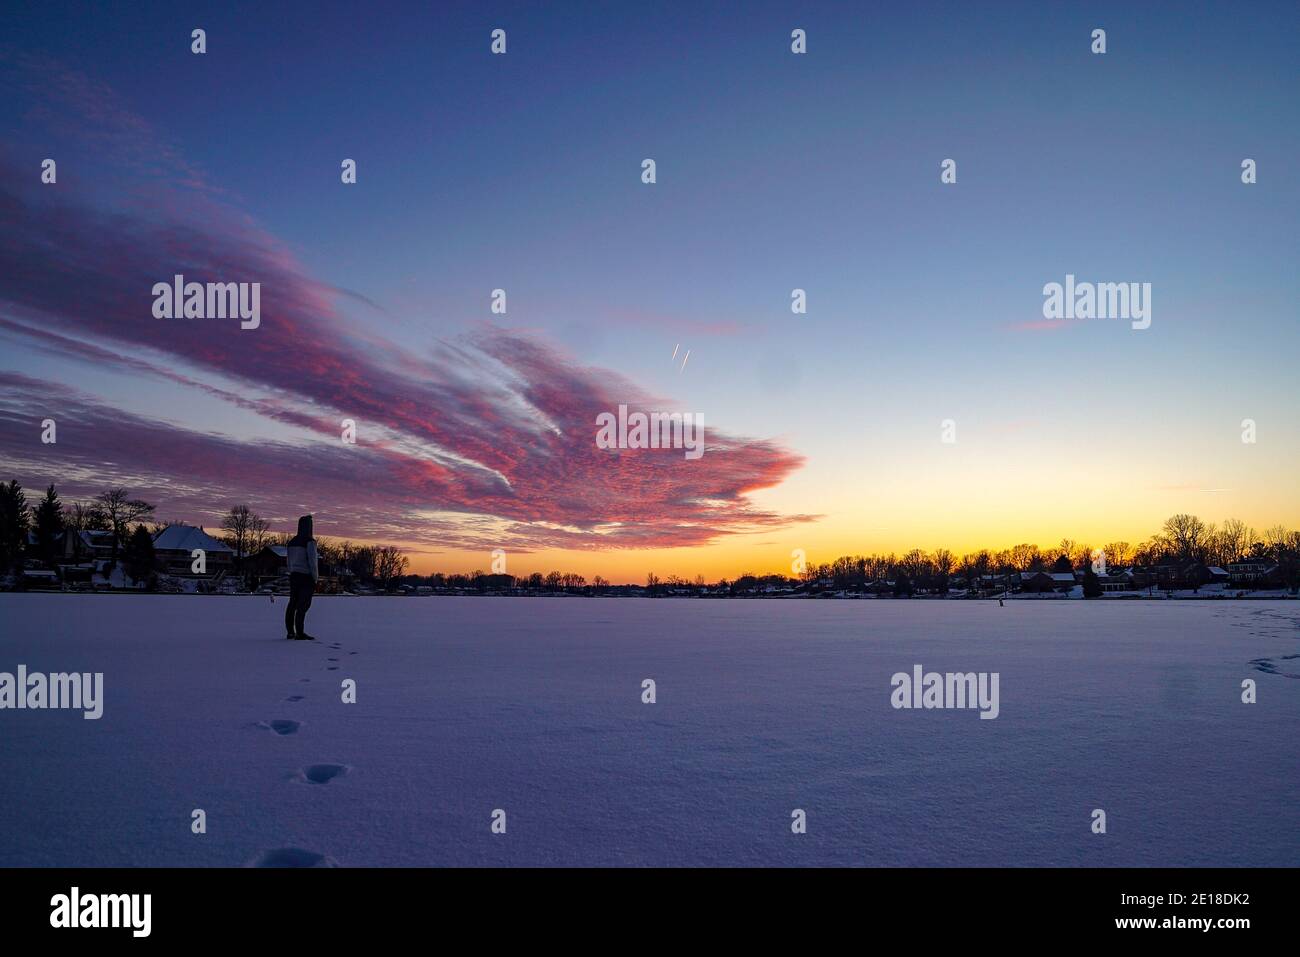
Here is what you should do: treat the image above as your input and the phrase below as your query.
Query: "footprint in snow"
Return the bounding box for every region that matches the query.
[247,847,339,868]
[285,695,305,702]
[254,719,301,735]
[297,763,350,785]
[1250,657,1300,679]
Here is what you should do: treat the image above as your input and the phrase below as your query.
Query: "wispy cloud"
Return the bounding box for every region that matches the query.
[0,123,808,549]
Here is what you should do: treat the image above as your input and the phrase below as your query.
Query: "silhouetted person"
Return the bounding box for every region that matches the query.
[285,514,319,640]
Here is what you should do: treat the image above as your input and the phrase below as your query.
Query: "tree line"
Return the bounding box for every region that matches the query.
[2,479,1295,594]
[0,480,410,591]
[773,514,1300,594]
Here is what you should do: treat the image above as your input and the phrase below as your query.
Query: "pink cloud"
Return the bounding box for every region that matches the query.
[0,51,809,551]
[0,165,810,551]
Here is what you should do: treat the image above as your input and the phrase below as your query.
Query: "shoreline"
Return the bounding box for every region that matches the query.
[3,589,1295,601]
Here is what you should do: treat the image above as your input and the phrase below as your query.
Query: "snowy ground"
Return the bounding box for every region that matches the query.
[0,595,1296,867]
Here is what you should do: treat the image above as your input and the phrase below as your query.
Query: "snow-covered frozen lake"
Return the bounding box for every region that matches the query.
[1,595,1296,867]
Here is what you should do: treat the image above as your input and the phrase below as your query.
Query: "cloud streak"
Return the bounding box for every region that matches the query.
[0,145,809,550]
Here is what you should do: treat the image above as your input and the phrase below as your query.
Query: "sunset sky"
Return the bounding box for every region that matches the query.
[1,2,1297,582]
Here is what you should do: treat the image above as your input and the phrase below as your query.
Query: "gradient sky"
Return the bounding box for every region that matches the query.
[1,1,1297,582]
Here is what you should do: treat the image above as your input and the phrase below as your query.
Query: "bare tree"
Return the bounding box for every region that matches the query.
[1009,543,1042,571]
[249,512,270,556]
[1161,514,1210,562]
[1070,544,1093,570]
[67,500,110,531]
[95,488,156,560]
[373,545,409,591]
[1102,541,1133,567]
[220,505,256,561]
[221,505,271,585]
[1262,525,1292,562]
[1212,519,1253,565]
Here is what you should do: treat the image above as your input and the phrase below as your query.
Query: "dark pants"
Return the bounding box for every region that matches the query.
[286,573,314,636]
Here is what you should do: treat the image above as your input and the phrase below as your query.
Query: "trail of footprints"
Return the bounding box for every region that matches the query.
[1250,653,1300,678]
[248,635,357,867]
[243,612,1294,866]
[255,719,300,735]
[1245,611,1300,679]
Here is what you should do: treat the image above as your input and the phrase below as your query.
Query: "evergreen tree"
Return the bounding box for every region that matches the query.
[123,524,157,589]
[33,485,65,566]
[1082,566,1103,599]
[0,480,30,575]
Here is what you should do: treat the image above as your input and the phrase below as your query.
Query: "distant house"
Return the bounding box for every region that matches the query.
[1182,564,1231,586]
[1098,569,1135,593]
[152,525,234,578]
[1132,564,1184,590]
[250,545,289,581]
[1229,563,1284,588]
[1018,571,1055,593]
[250,544,343,593]
[1130,563,1233,590]
[63,529,116,562]
[1047,572,1076,592]
[1227,560,1273,584]
[975,573,1014,594]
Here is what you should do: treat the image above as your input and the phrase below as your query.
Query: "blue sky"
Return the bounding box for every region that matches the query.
[1,1,1296,578]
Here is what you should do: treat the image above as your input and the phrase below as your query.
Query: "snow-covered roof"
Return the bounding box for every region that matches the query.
[1207,567,1228,575]
[1049,573,1076,582]
[152,524,233,553]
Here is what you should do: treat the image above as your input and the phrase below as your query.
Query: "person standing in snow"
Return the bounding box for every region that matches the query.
[285,514,319,640]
